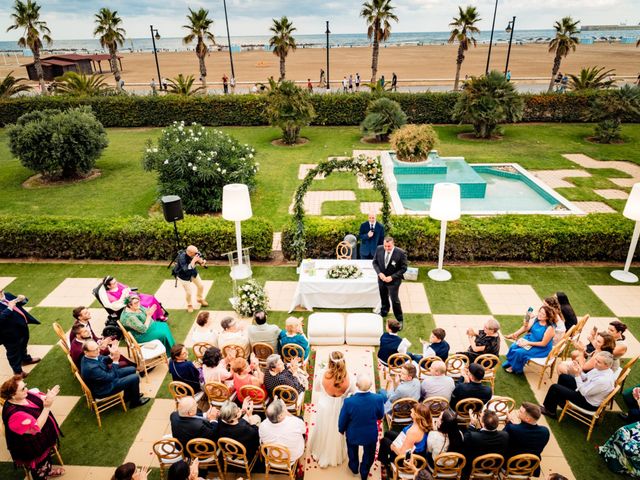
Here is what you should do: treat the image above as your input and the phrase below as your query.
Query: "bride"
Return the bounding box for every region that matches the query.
[309,351,353,468]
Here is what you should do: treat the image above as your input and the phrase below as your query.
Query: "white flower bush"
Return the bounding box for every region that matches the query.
[326,264,363,279]
[234,280,269,317]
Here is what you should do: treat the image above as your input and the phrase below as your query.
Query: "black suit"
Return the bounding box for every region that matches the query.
[371,246,408,322]
[504,422,550,476]
[214,419,260,458]
[449,381,492,410]
[463,427,509,471]
[170,412,218,450]
[0,293,40,374]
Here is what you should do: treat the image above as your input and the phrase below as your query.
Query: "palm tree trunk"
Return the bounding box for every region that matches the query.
[548,53,562,92]
[109,45,121,85]
[371,31,380,84]
[453,46,465,91]
[280,55,286,81]
[32,46,46,95]
[198,54,207,87]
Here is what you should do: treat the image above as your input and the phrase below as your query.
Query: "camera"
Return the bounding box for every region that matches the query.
[195,251,208,269]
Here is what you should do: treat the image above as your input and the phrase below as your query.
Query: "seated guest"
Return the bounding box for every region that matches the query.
[449,363,492,409]
[504,402,549,477]
[503,305,555,374]
[259,398,307,462]
[218,316,250,356]
[544,295,566,344]
[231,357,266,402]
[461,318,501,361]
[464,410,509,472]
[201,346,233,387]
[112,462,149,480]
[263,354,305,397]
[380,362,421,412]
[71,306,100,342]
[420,328,449,361]
[541,351,616,418]
[214,400,260,458]
[70,323,94,369]
[556,291,578,331]
[81,340,149,408]
[169,344,201,393]
[600,420,640,477]
[120,295,175,353]
[168,459,203,480]
[190,311,218,346]
[248,310,280,352]
[426,410,464,467]
[98,275,167,321]
[608,320,629,359]
[278,316,310,362]
[170,396,219,449]
[420,360,455,402]
[377,404,432,471]
[557,331,615,375]
[621,385,640,422]
[378,318,418,366]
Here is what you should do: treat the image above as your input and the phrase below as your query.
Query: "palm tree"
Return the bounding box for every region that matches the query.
[93,8,126,88]
[183,8,215,87]
[569,66,616,91]
[0,71,31,97]
[7,0,51,94]
[360,0,398,84]
[448,6,481,91]
[53,71,112,96]
[165,74,206,96]
[547,16,580,92]
[269,16,297,81]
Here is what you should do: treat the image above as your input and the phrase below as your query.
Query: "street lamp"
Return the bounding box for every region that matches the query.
[504,16,516,75]
[222,0,235,80]
[485,0,499,74]
[325,21,330,90]
[150,25,163,90]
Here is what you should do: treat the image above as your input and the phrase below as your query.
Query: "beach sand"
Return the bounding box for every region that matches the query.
[4,42,638,89]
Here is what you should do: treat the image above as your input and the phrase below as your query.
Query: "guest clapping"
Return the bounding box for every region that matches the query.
[461,318,501,361]
[120,295,175,353]
[169,344,201,393]
[259,398,306,462]
[279,317,310,362]
[218,316,250,356]
[264,354,305,397]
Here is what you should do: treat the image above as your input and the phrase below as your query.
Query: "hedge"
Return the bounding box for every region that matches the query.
[281,214,637,262]
[0,215,273,261]
[1,91,637,127]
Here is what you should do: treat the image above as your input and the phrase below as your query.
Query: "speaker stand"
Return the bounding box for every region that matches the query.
[167,220,182,268]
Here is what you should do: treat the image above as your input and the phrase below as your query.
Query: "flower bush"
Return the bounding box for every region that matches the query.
[234,279,269,317]
[326,264,363,279]
[142,121,258,213]
[389,124,439,162]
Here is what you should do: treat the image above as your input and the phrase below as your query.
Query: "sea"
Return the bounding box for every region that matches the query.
[0,28,638,54]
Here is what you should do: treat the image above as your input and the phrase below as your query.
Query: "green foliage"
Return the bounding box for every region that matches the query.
[361,97,407,141]
[281,214,636,262]
[93,8,126,83]
[0,214,273,260]
[269,16,297,80]
[265,79,315,144]
[448,5,481,90]
[453,71,524,138]
[166,74,205,96]
[569,66,616,91]
[7,106,108,179]
[142,121,257,214]
[547,16,580,92]
[53,71,113,96]
[389,124,438,162]
[588,85,640,143]
[0,70,31,97]
[7,0,51,51]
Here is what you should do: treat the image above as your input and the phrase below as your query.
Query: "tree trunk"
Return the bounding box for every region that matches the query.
[109,45,121,85]
[198,54,207,87]
[453,45,465,91]
[32,46,46,95]
[370,26,380,84]
[548,53,562,92]
[280,55,286,81]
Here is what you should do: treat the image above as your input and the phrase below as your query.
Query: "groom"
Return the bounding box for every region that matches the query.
[338,373,385,480]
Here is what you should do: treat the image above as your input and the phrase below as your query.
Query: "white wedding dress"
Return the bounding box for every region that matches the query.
[308,372,352,468]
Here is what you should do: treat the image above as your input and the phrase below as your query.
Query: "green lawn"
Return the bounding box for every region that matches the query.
[0,124,638,228]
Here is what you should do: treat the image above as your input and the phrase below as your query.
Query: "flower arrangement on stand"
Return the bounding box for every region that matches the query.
[234,279,269,317]
[326,264,363,279]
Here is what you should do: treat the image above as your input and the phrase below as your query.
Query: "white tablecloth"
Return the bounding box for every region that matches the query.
[289,259,380,312]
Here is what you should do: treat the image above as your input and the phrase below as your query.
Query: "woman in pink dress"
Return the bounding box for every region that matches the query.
[98,276,167,321]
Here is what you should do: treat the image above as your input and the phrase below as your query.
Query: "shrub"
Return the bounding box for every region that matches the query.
[165,74,206,96]
[361,97,407,141]
[7,106,108,180]
[265,79,315,144]
[53,72,113,96]
[568,66,616,91]
[452,71,524,138]
[142,121,258,214]
[587,85,640,143]
[389,124,438,162]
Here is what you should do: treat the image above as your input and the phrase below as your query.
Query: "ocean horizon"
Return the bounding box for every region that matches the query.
[1,28,638,54]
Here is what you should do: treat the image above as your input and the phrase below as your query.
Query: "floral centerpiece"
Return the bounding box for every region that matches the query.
[326,264,363,279]
[234,279,269,317]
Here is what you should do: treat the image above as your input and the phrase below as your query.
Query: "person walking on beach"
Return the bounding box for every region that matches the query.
[349,74,354,92]
[380,74,385,88]
[355,72,360,91]
[150,78,157,95]
[222,74,229,94]
[319,68,326,88]
[554,72,562,91]
[230,76,236,94]
[162,78,168,91]
[307,78,313,93]
[506,70,511,82]
[391,72,397,91]
[342,76,348,93]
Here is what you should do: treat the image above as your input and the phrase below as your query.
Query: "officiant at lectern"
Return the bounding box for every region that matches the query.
[358,213,385,259]
[372,237,408,330]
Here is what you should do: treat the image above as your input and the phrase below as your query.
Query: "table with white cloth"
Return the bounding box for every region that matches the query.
[288,259,381,312]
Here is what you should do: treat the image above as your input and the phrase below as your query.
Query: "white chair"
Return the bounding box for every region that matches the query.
[345,313,383,345]
[307,312,345,345]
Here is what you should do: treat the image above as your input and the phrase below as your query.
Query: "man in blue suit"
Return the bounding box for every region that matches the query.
[338,373,385,480]
[0,289,41,377]
[358,213,385,259]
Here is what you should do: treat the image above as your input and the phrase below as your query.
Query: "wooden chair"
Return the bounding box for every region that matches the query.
[501,454,540,480]
[468,453,503,480]
[117,320,168,380]
[192,342,214,361]
[336,241,353,259]
[385,397,418,430]
[222,343,247,360]
[558,384,621,441]
[152,437,184,480]
[239,384,268,414]
[218,437,258,479]
[432,452,466,480]
[273,384,304,416]
[391,453,427,480]
[484,396,515,425]
[454,398,484,427]
[525,338,567,389]
[52,322,70,355]
[445,354,469,379]
[261,443,297,480]
[383,353,411,389]
[563,315,590,355]
[252,342,274,371]
[168,381,195,409]
[422,396,450,425]
[418,356,441,379]
[281,343,305,364]
[74,371,127,429]
[186,438,223,478]
[474,354,499,390]
[204,381,235,408]
[65,352,79,376]
[609,366,634,409]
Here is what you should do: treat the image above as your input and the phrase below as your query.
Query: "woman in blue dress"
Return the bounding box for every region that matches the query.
[503,305,556,374]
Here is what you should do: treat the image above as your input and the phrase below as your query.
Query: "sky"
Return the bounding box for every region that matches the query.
[0,0,639,41]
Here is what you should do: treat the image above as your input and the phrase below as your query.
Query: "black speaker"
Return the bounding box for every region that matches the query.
[161,195,184,222]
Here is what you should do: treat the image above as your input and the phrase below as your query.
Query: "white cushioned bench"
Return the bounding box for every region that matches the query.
[308,312,345,345]
[345,313,383,346]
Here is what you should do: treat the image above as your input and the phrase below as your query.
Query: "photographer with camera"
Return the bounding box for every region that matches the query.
[174,245,209,313]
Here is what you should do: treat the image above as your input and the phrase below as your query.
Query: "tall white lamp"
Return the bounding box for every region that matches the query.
[222,183,253,280]
[428,183,461,282]
[611,182,640,283]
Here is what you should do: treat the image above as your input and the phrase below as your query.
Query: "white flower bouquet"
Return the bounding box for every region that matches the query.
[326,264,363,279]
[234,280,269,317]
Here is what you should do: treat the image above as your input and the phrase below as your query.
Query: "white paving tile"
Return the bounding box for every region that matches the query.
[38,278,102,307]
[153,279,214,310]
[478,284,542,316]
[0,276,17,290]
[590,285,640,317]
